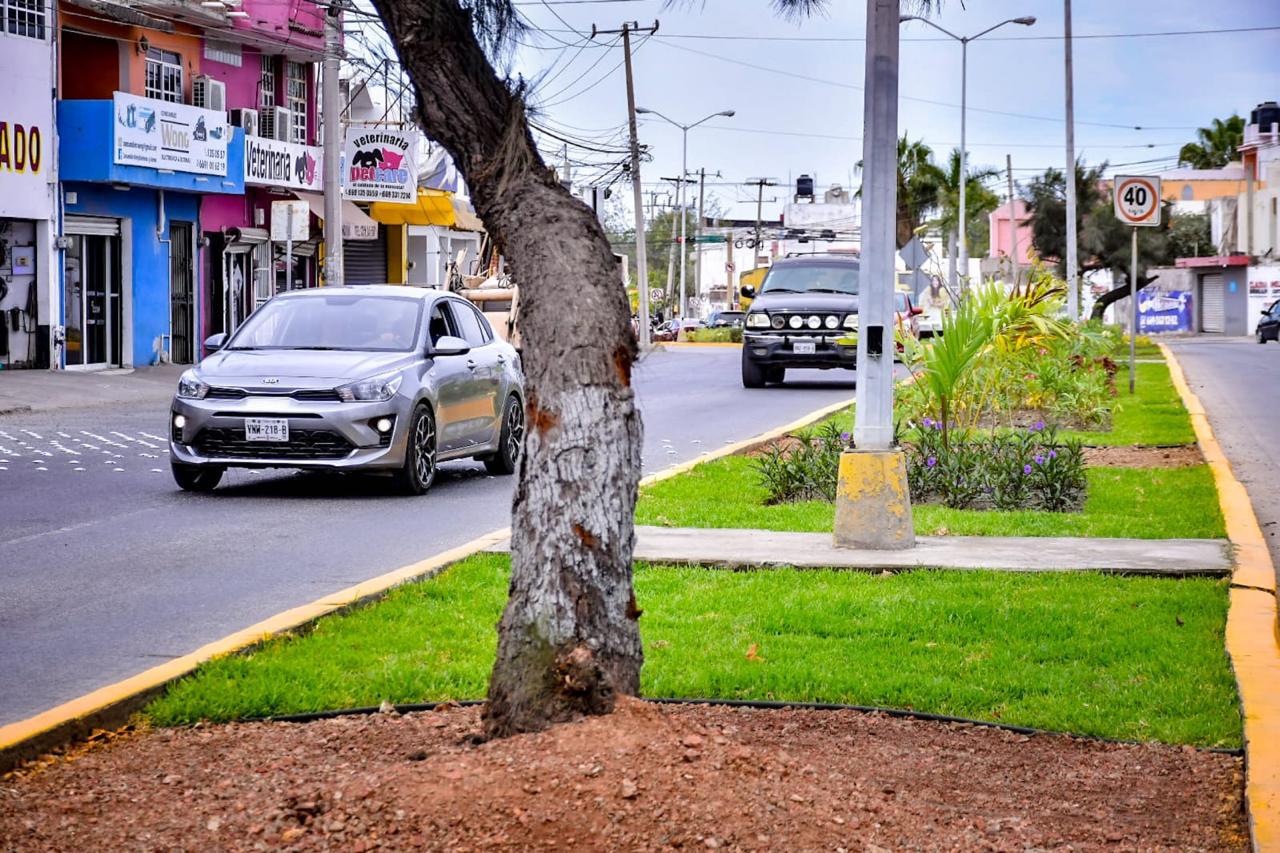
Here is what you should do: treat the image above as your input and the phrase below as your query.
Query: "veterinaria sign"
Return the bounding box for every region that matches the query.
[343,128,416,203]
[113,92,228,176]
[245,135,322,192]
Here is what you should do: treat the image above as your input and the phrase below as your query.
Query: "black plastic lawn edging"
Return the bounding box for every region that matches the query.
[232,697,1242,756]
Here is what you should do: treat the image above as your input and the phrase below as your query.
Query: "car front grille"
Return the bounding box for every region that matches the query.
[193,427,354,460]
[205,387,342,402]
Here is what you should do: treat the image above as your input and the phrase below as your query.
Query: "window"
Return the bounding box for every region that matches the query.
[145,48,183,103]
[203,39,242,68]
[4,0,46,39]
[286,60,308,144]
[448,302,490,347]
[428,304,454,346]
[259,54,276,109]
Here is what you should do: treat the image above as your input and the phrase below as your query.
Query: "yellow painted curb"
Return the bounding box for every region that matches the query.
[1162,341,1280,851]
[0,392,859,771]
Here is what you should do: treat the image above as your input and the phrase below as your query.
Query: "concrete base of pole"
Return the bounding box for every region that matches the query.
[833,449,915,551]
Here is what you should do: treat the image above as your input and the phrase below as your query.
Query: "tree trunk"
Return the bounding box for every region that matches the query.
[1089,274,1157,322]
[371,0,644,739]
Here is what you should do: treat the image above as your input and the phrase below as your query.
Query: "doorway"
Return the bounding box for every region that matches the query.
[63,229,123,368]
[169,220,194,363]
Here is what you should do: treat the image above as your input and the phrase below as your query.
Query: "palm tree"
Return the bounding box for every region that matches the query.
[370,0,938,739]
[931,148,1000,257]
[1178,115,1246,170]
[858,134,946,248]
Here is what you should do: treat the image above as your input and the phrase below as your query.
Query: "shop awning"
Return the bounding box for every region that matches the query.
[450,197,485,233]
[292,192,380,241]
[369,188,456,227]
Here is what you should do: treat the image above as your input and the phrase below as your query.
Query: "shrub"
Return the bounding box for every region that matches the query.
[686,326,742,343]
[906,421,1086,512]
[753,421,845,503]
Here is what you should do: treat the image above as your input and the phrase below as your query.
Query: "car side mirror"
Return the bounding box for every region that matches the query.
[203,332,227,354]
[910,306,924,316]
[740,285,756,299]
[432,335,471,356]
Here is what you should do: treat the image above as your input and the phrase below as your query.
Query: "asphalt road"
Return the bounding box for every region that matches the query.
[1166,338,1280,586]
[0,348,857,725]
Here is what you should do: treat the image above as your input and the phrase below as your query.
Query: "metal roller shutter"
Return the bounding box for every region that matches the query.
[1201,273,1224,333]
[343,226,387,286]
[64,215,120,237]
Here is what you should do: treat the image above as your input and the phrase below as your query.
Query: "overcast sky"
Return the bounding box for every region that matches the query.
[505,0,1280,220]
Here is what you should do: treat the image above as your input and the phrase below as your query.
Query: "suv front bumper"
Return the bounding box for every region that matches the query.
[742,333,856,370]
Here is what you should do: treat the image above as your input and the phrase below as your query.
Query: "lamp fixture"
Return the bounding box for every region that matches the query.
[137,35,149,54]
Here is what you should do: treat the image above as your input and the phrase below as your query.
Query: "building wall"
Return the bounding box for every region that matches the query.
[59,29,122,100]
[1239,160,1280,257]
[65,183,201,366]
[198,43,265,109]
[987,199,1034,265]
[236,0,325,54]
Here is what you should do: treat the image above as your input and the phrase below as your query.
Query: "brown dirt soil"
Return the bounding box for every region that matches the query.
[1084,444,1204,468]
[0,700,1246,852]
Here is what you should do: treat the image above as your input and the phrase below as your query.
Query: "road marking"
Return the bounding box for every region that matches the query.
[0,393,857,771]
[21,430,41,439]
[1163,342,1280,851]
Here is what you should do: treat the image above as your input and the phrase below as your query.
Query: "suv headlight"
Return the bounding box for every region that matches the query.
[176,370,209,400]
[843,314,858,329]
[337,371,403,402]
[746,312,771,329]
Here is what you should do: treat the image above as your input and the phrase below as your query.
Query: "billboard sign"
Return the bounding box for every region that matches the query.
[113,92,228,176]
[1,36,55,219]
[343,128,416,203]
[1136,288,1191,334]
[245,136,322,191]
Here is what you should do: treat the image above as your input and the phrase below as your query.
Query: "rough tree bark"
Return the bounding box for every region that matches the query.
[370,0,644,738]
[1089,274,1157,322]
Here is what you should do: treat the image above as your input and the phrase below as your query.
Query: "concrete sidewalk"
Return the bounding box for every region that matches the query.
[489,525,1231,575]
[0,365,184,416]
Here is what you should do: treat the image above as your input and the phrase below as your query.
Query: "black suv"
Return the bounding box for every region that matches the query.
[739,254,859,387]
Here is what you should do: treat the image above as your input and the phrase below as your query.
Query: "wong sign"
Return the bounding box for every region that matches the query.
[245,135,322,192]
[113,92,228,176]
[1137,288,1192,334]
[343,128,416,203]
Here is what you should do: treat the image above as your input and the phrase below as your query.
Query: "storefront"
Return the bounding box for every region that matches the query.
[58,94,245,367]
[1,23,57,369]
[369,188,486,287]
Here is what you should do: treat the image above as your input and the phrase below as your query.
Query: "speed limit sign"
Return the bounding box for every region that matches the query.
[1114,176,1162,227]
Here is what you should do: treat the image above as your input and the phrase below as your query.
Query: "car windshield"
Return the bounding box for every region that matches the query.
[760,262,859,295]
[228,294,424,352]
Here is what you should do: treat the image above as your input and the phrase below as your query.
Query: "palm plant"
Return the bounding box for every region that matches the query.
[931,148,1001,257]
[1178,115,1246,170]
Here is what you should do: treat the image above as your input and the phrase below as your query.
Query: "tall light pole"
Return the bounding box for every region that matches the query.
[636,107,734,318]
[1064,0,1079,318]
[900,14,1035,295]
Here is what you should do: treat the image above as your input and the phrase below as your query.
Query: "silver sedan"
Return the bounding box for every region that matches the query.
[169,286,525,495]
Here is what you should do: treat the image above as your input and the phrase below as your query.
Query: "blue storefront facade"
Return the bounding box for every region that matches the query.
[57,99,244,368]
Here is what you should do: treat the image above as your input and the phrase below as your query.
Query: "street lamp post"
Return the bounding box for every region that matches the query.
[899,14,1035,295]
[636,107,734,318]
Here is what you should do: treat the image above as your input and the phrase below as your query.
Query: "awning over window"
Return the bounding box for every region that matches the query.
[292,192,380,241]
[450,198,485,233]
[369,188,456,227]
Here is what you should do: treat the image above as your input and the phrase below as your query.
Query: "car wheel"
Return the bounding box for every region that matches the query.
[171,461,223,492]
[742,349,767,388]
[393,405,437,495]
[765,366,786,384]
[1259,327,1268,344]
[483,395,524,476]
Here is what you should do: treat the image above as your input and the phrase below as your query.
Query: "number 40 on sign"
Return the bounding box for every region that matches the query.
[1113,175,1162,227]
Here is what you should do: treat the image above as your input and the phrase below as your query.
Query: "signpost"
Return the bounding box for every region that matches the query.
[1113,175,1162,394]
[271,199,309,292]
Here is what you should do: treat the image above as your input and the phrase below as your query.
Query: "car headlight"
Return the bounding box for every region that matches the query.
[337,371,403,402]
[746,313,771,329]
[176,370,209,400]
[788,315,803,329]
[806,315,821,330]
[771,315,786,330]
[843,314,857,329]
[824,315,839,330]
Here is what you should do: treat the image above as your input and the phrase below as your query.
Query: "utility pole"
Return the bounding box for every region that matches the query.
[661,175,695,315]
[744,178,777,260]
[322,0,344,286]
[593,20,659,346]
[1064,0,1079,317]
[693,167,709,310]
[1006,154,1018,288]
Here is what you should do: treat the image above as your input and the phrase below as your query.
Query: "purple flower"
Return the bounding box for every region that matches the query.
[1030,420,1046,432]
[934,420,944,430]
[922,417,934,428]
[840,432,851,442]
[1034,454,1045,465]
[926,456,937,468]
[1023,464,1033,475]
[1049,449,1058,459]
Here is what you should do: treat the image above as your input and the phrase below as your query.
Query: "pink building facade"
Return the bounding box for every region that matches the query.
[988,199,1036,266]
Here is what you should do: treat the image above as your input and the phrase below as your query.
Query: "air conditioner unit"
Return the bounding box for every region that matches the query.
[192,76,226,112]
[230,108,258,137]
[259,106,294,142]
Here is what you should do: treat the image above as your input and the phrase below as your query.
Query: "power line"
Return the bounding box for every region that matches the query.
[535,23,1280,42]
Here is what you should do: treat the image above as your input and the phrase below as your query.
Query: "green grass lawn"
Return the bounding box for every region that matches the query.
[638,455,1224,539]
[1066,360,1194,447]
[145,554,1240,748]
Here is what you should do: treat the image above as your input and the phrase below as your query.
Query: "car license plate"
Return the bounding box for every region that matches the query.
[245,418,289,443]
[793,341,816,355]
